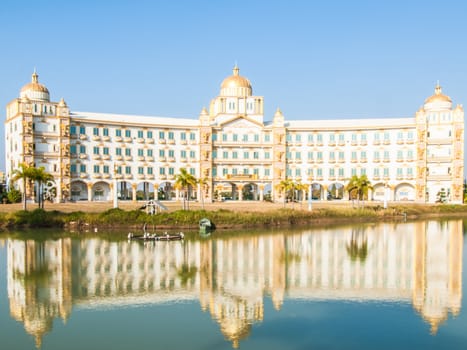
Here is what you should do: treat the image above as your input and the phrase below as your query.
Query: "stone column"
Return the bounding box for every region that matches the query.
[132,183,137,201]
[238,184,244,201]
[87,183,92,202]
[259,184,264,201]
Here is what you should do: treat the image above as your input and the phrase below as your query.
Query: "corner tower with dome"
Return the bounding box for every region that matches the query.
[5,71,71,202]
[4,67,465,204]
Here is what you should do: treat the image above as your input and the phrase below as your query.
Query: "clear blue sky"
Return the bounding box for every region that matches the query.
[1,0,466,171]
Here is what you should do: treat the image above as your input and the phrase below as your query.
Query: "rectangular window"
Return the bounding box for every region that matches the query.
[383,168,389,177]
[190,132,196,140]
[116,129,122,137]
[254,134,259,142]
[329,134,335,142]
[384,132,390,140]
[360,151,366,159]
[93,146,99,155]
[244,151,249,159]
[265,169,270,176]
[351,134,357,142]
[397,131,403,140]
[295,151,301,160]
[70,164,77,173]
[147,131,153,139]
[397,150,403,159]
[233,134,238,142]
[286,134,292,142]
[361,134,367,141]
[125,148,131,156]
[79,126,85,134]
[93,165,100,173]
[243,168,249,175]
[125,166,131,174]
[70,125,76,135]
[80,164,86,173]
[212,150,217,159]
[374,151,380,160]
[374,168,379,176]
[384,151,390,160]
[329,168,335,177]
[296,134,301,142]
[407,168,413,176]
[397,168,403,176]
[159,149,165,157]
[147,149,153,157]
[360,168,366,176]
[168,131,174,140]
[317,169,322,177]
[103,128,109,136]
[329,151,335,160]
[338,151,345,160]
[308,134,314,143]
[168,150,174,158]
[233,151,238,159]
[295,169,301,177]
[253,151,259,159]
[159,168,166,175]
[286,168,292,177]
[189,150,196,158]
[338,134,345,143]
[70,145,77,154]
[137,130,143,138]
[79,145,86,154]
[180,150,187,158]
[222,134,227,142]
[338,168,344,176]
[242,134,248,142]
[159,131,165,139]
[116,148,122,156]
[223,151,228,159]
[93,127,99,136]
[103,165,109,174]
[264,133,270,142]
[138,167,144,175]
[223,168,228,175]
[232,168,238,175]
[317,151,323,160]
[351,151,357,160]
[374,132,380,140]
[317,134,323,143]
[138,149,144,156]
[125,130,131,138]
[212,168,217,177]
[351,168,357,176]
[181,132,186,140]
[307,151,313,160]
[407,131,414,140]
[265,151,270,159]
[147,167,153,175]
[212,133,217,141]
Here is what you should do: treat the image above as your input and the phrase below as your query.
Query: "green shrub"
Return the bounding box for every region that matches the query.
[7,188,22,203]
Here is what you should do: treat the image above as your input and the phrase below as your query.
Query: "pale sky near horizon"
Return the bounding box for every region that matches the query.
[1,0,467,171]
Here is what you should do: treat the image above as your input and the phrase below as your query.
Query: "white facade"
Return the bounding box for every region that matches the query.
[4,68,464,203]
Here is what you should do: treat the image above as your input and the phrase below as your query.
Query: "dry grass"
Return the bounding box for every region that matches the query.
[0,199,444,214]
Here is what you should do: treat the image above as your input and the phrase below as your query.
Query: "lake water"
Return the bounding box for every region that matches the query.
[1,219,467,350]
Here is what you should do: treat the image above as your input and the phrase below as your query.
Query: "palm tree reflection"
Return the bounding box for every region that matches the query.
[346,226,369,262]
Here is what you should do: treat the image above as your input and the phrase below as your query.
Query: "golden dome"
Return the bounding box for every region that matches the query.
[220,65,252,90]
[424,84,452,104]
[20,71,50,101]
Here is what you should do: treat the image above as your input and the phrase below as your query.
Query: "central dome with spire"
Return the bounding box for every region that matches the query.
[220,65,252,97]
[424,83,452,111]
[20,70,50,102]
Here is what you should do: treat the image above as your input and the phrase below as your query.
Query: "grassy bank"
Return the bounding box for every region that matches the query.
[1,204,467,232]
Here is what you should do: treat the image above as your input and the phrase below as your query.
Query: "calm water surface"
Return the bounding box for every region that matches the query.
[1,219,467,350]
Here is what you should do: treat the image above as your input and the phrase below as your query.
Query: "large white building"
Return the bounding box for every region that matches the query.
[4,67,464,203]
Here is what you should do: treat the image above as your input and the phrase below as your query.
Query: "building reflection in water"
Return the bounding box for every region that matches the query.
[5,220,463,348]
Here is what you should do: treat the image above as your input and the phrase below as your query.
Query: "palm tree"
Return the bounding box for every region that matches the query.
[346,175,373,208]
[11,163,34,211]
[32,167,55,208]
[276,179,293,207]
[174,168,197,210]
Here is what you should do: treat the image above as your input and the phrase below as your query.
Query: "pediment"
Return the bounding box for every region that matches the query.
[219,115,264,129]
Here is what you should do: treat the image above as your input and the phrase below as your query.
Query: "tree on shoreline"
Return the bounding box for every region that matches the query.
[346,175,373,208]
[32,167,55,209]
[11,163,34,211]
[174,168,197,210]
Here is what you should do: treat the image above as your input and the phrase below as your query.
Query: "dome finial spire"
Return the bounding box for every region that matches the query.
[233,63,239,76]
[435,80,442,95]
[32,68,38,83]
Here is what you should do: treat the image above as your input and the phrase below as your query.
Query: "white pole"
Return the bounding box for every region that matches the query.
[113,164,118,208]
[308,183,313,211]
[383,183,387,209]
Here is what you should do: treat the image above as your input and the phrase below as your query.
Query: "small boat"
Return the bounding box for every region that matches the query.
[199,218,214,235]
[128,223,184,241]
[128,231,184,241]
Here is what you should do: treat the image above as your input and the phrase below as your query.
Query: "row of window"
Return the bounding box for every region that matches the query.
[286,131,415,143]
[71,164,196,176]
[71,126,197,141]
[71,146,197,158]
